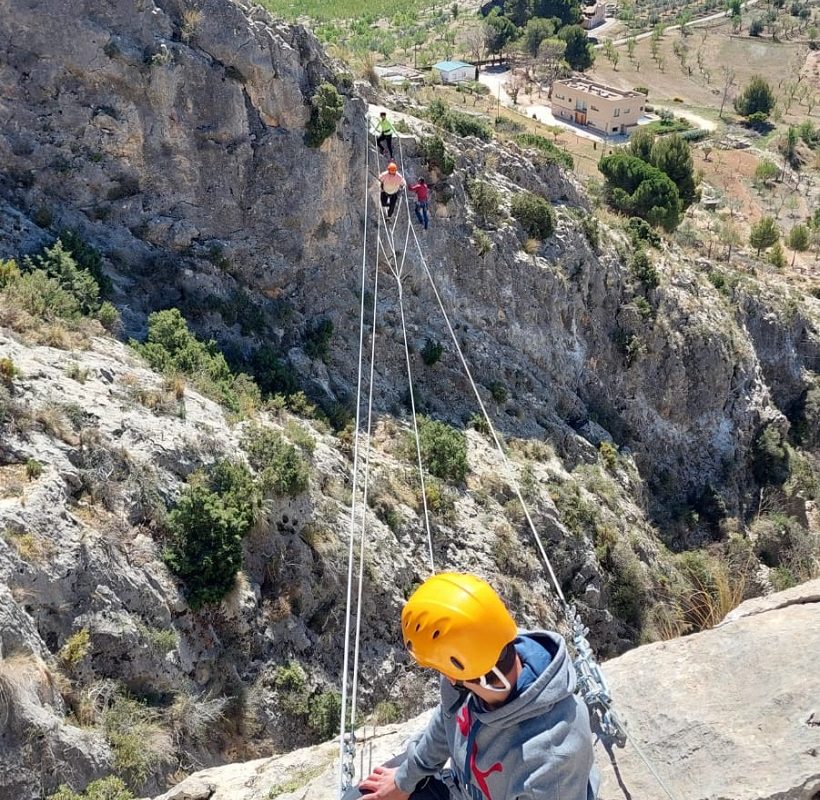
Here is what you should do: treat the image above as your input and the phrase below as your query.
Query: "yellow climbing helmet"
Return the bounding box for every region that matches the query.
[401,573,518,681]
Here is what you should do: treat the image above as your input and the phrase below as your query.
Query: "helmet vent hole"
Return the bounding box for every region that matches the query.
[432,630,440,639]
[450,656,464,671]
[407,641,413,651]
[415,624,421,632]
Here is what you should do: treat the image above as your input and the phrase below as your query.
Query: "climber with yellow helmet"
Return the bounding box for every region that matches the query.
[347,573,599,800]
[377,161,405,220]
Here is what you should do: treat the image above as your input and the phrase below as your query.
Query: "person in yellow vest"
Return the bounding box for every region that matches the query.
[374,111,396,159]
[378,162,405,219]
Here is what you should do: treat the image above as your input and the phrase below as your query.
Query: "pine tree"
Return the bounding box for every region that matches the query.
[749,215,780,256]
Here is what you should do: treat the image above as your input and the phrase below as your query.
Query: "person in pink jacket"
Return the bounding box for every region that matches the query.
[378,162,405,219]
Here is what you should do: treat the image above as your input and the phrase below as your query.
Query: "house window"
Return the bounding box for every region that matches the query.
[624,108,630,114]
[612,126,619,131]
[591,105,599,111]
[613,108,620,117]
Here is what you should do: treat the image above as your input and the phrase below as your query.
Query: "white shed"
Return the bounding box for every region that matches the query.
[432,60,475,84]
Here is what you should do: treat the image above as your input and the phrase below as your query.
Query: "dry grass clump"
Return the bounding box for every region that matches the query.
[2,528,55,562]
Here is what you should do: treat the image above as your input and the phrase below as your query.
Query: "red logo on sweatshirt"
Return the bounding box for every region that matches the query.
[470,741,503,799]
[457,706,471,735]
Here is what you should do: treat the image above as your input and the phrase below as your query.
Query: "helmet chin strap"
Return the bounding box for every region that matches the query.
[476,666,512,693]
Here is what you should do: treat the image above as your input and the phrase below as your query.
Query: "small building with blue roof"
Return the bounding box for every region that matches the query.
[432,60,475,84]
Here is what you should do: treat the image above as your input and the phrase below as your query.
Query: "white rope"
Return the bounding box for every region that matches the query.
[374,174,434,571]
[398,147,566,605]
[337,127,372,792]
[349,163,385,734]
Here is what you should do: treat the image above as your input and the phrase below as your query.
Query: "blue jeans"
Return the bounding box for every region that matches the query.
[415,201,429,229]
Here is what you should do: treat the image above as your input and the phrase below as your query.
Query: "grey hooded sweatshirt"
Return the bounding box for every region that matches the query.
[394,630,599,800]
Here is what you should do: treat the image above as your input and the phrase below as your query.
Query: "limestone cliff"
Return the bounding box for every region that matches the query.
[1,1,819,799]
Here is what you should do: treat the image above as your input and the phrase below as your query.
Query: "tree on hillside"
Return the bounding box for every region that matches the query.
[559,25,594,71]
[651,134,698,207]
[524,18,556,57]
[787,224,809,266]
[599,153,682,231]
[734,75,776,120]
[719,220,742,264]
[749,215,780,256]
[533,0,581,25]
[485,12,519,57]
[504,0,533,27]
[629,128,655,162]
[537,38,566,87]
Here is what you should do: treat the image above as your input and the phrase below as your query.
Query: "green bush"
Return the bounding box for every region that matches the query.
[308,690,342,739]
[96,301,120,332]
[488,381,507,403]
[134,309,257,412]
[305,83,344,148]
[599,153,682,231]
[57,230,112,297]
[7,268,81,320]
[467,180,501,225]
[415,416,468,483]
[24,239,100,313]
[304,318,334,362]
[630,250,660,290]
[439,109,492,141]
[25,458,43,480]
[48,776,134,800]
[515,133,574,170]
[0,357,18,385]
[421,338,443,366]
[626,217,661,248]
[418,135,455,175]
[241,424,310,496]
[0,258,21,287]
[752,424,790,486]
[102,695,167,787]
[251,345,300,397]
[510,192,556,240]
[164,461,259,608]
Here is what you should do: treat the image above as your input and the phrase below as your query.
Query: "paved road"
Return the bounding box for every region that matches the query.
[596,0,760,47]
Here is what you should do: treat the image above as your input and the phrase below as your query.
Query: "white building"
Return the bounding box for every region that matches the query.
[432,60,475,84]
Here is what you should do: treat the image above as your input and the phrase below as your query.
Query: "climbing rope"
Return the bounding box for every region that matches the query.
[339,114,677,800]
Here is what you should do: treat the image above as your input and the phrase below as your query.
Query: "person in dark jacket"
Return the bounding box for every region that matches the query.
[347,573,600,800]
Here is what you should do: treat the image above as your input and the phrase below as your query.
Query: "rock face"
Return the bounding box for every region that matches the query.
[145,580,820,800]
[1,0,818,524]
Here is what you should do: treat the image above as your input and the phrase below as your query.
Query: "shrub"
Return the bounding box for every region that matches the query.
[164,461,259,609]
[25,458,43,480]
[304,318,334,362]
[599,441,618,470]
[308,690,342,739]
[6,269,82,320]
[59,628,91,669]
[752,424,790,485]
[467,180,501,225]
[488,381,508,403]
[515,133,574,170]
[626,217,661,248]
[102,695,168,787]
[599,153,682,231]
[751,513,818,583]
[510,192,556,240]
[134,309,256,412]
[0,258,21,287]
[421,338,443,366]
[96,301,121,332]
[0,357,18,385]
[418,135,455,175]
[24,240,101,313]
[468,412,490,435]
[414,416,468,483]
[734,75,775,119]
[438,109,492,141]
[305,83,344,148]
[581,216,600,251]
[47,777,134,800]
[241,424,310,496]
[57,230,112,297]
[630,250,660,290]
